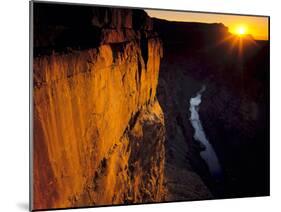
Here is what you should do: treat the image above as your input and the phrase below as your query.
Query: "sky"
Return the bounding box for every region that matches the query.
[145,9,269,40]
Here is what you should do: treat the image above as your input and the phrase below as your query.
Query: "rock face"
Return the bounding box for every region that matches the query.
[33,4,164,210]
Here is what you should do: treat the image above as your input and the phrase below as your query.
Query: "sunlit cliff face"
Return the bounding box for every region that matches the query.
[33,6,166,210]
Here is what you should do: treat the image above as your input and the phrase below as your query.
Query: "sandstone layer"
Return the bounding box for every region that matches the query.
[33,5,165,210]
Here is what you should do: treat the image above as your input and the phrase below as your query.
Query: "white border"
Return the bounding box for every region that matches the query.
[0,0,280,211]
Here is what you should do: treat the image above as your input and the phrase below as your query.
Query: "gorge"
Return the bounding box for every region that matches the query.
[32,2,270,210]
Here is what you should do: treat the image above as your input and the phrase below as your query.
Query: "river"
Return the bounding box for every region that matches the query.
[189,85,222,179]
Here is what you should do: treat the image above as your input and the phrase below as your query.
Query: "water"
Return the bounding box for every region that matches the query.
[189,85,222,179]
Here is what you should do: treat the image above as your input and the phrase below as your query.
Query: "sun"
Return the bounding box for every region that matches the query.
[235,25,248,36]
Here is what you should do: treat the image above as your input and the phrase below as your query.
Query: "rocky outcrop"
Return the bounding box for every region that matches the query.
[33,4,164,210]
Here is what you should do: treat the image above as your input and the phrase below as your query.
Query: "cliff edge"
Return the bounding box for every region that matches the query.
[33,4,164,209]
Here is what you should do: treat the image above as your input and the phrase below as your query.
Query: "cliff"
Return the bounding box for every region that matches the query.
[33,4,164,210]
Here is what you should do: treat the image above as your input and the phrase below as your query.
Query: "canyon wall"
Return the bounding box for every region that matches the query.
[33,5,165,210]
